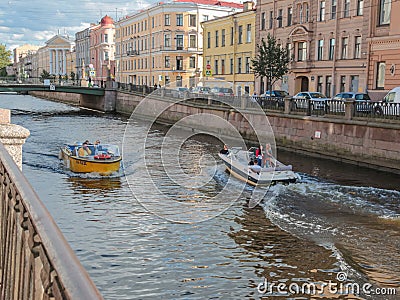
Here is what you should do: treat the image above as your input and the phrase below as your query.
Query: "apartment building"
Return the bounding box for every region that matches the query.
[367,0,400,99]
[203,1,256,95]
[75,27,91,80]
[115,0,242,87]
[256,0,369,97]
[12,44,40,79]
[90,15,116,82]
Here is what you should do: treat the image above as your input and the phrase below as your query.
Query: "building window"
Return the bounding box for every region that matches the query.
[331,0,337,19]
[261,12,266,30]
[351,75,359,92]
[189,14,196,27]
[305,4,310,21]
[215,30,219,47]
[222,29,226,47]
[344,0,350,17]
[299,4,303,23]
[189,35,196,48]
[104,51,109,60]
[298,42,307,61]
[376,62,385,89]
[152,17,155,28]
[357,0,364,15]
[245,57,250,73]
[329,38,335,60]
[165,14,170,26]
[165,76,170,85]
[203,15,209,22]
[340,76,346,92]
[207,32,211,48]
[269,11,273,29]
[152,36,155,49]
[354,36,361,58]
[231,27,234,45]
[319,0,325,21]
[214,60,218,75]
[341,37,348,59]
[278,9,283,27]
[237,57,242,73]
[379,0,391,25]
[176,56,183,70]
[325,76,332,97]
[317,39,324,60]
[230,58,233,74]
[246,24,251,43]
[165,56,170,68]
[189,57,195,68]
[164,34,171,47]
[176,35,183,50]
[317,76,323,93]
[238,25,243,44]
[221,59,225,74]
[287,7,293,26]
[104,34,108,43]
[176,14,183,26]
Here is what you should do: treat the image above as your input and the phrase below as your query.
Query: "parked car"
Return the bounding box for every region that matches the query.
[170,87,189,98]
[261,90,289,107]
[210,87,234,97]
[191,86,211,95]
[332,92,373,113]
[292,92,330,110]
[378,87,400,116]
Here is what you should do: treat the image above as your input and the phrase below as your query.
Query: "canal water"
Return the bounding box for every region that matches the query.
[1,94,399,299]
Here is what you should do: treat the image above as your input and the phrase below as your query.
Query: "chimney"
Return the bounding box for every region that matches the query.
[243,1,254,11]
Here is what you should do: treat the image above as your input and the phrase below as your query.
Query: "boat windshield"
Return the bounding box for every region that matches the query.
[97,144,120,156]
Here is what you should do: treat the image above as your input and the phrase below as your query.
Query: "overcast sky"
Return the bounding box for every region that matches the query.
[0,0,152,52]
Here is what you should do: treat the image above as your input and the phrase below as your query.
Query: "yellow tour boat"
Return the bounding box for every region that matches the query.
[59,143,122,175]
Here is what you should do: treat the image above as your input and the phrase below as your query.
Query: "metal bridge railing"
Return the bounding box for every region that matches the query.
[0,142,103,300]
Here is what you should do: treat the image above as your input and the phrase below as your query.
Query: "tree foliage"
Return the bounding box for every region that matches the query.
[252,34,290,91]
[0,44,12,69]
[40,70,51,80]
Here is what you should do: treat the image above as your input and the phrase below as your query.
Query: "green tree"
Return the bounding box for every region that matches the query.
[40,70,51,81]
[0,44,12,69]
[252,34,289,93]
[70,71,75,81]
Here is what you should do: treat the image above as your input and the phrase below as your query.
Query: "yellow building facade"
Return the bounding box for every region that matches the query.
[202,2,256,95]
[115,0,242,87]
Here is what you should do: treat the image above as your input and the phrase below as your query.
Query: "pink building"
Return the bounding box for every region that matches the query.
[89,15,115,84]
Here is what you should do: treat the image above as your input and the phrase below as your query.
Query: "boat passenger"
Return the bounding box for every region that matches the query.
[255,145,264,166]
[249,160,261,174]
[78,142,92,157]
[220,144,229,155]
[264,143,275,168]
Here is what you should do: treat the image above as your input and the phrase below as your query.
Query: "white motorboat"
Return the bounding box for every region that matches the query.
[218,147,300,186]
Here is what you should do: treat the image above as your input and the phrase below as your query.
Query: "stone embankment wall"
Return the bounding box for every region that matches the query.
[115,91,400,173]
[29,91,82,105]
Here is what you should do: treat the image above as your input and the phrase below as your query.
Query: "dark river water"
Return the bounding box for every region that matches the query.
[1,94,400,299]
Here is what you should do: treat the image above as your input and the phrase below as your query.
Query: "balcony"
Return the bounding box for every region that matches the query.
[126,50,140,56]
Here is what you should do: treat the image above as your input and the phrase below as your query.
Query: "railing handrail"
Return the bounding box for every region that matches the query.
[0,142,103,299]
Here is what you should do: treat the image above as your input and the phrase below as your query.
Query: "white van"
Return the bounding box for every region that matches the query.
[383,87,400,103]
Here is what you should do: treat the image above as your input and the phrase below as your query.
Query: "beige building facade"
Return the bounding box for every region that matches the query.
[202,2,256,95]
[115,0,242,87]
[256,0,370,97]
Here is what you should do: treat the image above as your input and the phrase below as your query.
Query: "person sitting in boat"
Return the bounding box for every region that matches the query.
[264,143,275,168]
[255,145,264,167]
[220,144,229,155]
[248,159,261,174]
[78,142,92,157]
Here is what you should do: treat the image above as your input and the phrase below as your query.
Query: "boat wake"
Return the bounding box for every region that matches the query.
[258,173,400,288]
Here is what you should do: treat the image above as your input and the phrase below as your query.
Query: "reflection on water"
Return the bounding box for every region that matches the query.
[1,94,399,299]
